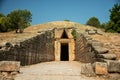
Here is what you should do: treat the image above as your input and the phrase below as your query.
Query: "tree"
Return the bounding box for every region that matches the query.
[7,9,32,33]
[106,3,120,33]
[86,17,100,27]
[0,13,5,17]
[101,21,115,32]
[0,17,10,32]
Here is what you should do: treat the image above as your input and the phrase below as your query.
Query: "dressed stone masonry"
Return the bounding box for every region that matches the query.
[0,27,95,65]
[0,29,54,66]
[0,27,120,78]
[0,61,20,72]
[81,30,120,77]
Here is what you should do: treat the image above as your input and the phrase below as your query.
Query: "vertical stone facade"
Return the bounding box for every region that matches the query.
[54,28,75,61]
[0,30,54,66]
[0,27,96,66]
[75,31,95,63]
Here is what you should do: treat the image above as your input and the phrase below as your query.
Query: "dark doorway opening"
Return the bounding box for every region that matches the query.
[60,43,69,61]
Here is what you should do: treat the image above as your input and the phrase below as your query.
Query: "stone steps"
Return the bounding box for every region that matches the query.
[97,54,117,60]
[83,35,120,77]
[87,39,117,61]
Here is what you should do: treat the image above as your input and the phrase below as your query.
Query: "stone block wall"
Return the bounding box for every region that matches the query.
[75,31,95,63]
[81,34,120,78]
[0,30,54,66]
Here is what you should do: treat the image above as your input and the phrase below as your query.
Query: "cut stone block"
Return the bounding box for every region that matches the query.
[95,58,105,62]
[0,61,20,72]
[107,61,120,73]
[95,62,108,75]
[86,37,92,40]
[100,59,115,63]
[91,41,104,47]
[88,30,96,35]
[108,73,120,80]
[81,63,95,76]
[97,54,116,60]
[94,47,109,54]
[96,31,103,35]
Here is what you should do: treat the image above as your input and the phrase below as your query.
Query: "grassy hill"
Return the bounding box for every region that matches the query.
[0,21,120,59]
[0,21,89,44]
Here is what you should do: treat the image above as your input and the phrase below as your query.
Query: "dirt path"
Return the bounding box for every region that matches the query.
[15,61,106,80]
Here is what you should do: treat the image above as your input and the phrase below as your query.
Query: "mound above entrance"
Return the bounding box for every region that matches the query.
[0,21,86,44]
[0,21,120,60]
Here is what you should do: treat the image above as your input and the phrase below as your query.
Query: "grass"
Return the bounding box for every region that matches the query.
[0,21,120,60]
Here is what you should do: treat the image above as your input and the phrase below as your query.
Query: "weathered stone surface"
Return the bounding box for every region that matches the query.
[96,59,115,63]
[81,63,95,76]
[95,62,108,75]
[96,31,103,35]
[94,47,109,54]
[88,30,96,35]
[0,61,20,72]
[0,29,54,66]
[107,61,120,73]
[86,36,92,40]
[108,73,120,80]
[95,58,106,62]
[0,43,4,48]
[91,41,104,47]
[75,31,95,63]
[1,72,8,76]
[97,54,117,60]
[11,71,18,75]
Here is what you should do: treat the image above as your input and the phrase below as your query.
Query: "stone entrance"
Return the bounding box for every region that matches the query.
[54,28,75,61]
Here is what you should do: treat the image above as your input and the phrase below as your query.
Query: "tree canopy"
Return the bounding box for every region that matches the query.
[101,3,120,33]
[0,9,32,33]
[86,17,100,28]
[0,13,5,17]
[0,17,10,32]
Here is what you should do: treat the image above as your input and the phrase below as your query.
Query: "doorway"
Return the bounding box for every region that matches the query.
[60,43,69,61]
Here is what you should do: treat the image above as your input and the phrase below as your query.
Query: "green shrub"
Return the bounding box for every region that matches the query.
[71,29,76,40]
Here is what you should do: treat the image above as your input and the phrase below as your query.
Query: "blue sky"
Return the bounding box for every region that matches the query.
[0,0,119,25]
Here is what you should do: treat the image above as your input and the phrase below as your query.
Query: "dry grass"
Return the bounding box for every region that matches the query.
[90,33,120,60]
[0,21,120,59]
[0,21,86,44]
